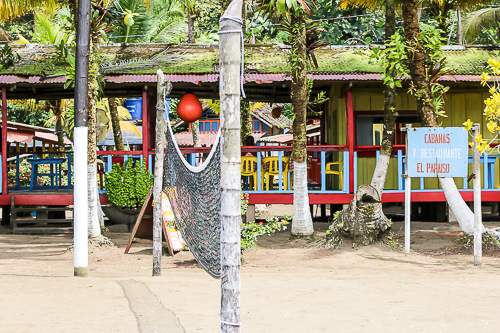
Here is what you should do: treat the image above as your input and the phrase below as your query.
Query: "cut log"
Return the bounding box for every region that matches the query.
[326,185,392,248]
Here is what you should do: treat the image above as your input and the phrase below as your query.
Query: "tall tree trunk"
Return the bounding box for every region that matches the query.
[457,6,462,45]
[73,0,90,277]
[290,12,313,236]
[219,1,243,332]
[108,98,124,151]
[55,113,65,149]
[370,0,396,194]
[240,101,251,145]
[87,42,103,238]
[187,8,195,43]
[192,120,201,147]
[403,0,475,233]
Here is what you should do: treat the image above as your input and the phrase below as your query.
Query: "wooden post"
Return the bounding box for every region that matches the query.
[152,71,172,276]
[142,87,149,167]
[73,0,91,277]
[473,123,482,266]
[346,89,354,194]
[405,124,412,257]
[219,1,243,331]
[2,87,7,195]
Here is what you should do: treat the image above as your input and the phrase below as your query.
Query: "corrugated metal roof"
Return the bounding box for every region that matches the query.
[173,131,264,147]
[258,134,293,144]
[0,73,484,85]
[251,103,292,129]
[0,75,66,84]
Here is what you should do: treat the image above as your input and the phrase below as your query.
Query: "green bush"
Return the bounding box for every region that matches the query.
[105,159,153,209]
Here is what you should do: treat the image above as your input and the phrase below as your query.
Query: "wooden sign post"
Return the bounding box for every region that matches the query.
[406,126,469,257]
[472,124,482,266]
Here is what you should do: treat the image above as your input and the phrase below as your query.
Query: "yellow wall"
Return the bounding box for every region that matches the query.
[326,86,496,190]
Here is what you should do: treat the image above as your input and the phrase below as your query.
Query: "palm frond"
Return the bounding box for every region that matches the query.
[117,105,132,120]
[340,0,378,10]
[0,0,58,23]
[463,7,500,43]
[202,99,220,115]
[119,121,142,138]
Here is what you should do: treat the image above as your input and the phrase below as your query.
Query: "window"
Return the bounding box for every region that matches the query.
[356,113,420,146]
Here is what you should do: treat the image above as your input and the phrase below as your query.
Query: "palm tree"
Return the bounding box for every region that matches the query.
[260,0,315,236]
[463,7,500,44]
[342,0,482,235]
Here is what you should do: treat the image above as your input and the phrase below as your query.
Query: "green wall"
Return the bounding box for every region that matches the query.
[326,86,497,191]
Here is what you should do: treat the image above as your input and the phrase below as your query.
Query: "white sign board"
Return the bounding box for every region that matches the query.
[407,127,468,178]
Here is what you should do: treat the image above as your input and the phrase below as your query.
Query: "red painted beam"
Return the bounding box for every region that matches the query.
[2,87,7,195]
[0,194,110,206]
[346,89,354,194]
[142,89,149,167]
[247,191,500,205]
[96,150,142,156]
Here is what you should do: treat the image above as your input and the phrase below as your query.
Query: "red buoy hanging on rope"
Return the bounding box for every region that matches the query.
[177,92,203,123]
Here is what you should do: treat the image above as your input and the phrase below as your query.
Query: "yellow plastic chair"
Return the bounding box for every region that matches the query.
[262,156,289,191]
[325,160,343,190]
[241,156,258,190]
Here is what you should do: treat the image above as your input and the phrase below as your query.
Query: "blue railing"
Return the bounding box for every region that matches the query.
[364,147,500,192]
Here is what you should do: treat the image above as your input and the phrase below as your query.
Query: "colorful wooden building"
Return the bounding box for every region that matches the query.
[0,43,498,227]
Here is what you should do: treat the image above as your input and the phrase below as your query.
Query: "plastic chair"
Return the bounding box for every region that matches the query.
[325,160,343,190]
[262,156,289,191]
[241,156,258,190]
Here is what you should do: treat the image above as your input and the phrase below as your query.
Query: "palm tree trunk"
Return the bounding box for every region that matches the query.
[290,12,313,236]
[109,97,124,151]
[192,120,200,147]
[187,8,195,43]
[87,42,103,238]
[403,0,475,232]
[370,0,396,194]
[219,1,243,331]
[240,100,251,145]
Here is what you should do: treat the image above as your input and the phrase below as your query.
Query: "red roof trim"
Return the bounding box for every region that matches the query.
[0,73,483,85]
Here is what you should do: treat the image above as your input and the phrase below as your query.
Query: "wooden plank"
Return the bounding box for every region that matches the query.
[2,87,7,195]
[346,90,354,193]
[142,89,149,167]
[125,187,153,254]
[15,220,73,226]
[13,227,73,234]
[13,207,73,212]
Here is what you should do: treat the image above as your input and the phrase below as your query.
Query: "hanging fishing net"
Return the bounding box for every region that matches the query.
[163,121,221,278]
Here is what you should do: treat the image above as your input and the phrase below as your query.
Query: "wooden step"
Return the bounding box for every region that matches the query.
[13,207,73,213]
[10,197,74,234]
[13,226,73,234]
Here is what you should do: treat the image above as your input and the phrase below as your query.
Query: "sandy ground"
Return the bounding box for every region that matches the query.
[2,218,500,333]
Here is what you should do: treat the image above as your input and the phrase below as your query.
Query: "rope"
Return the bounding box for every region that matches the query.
[220,319,242,326]
[219,15,246,99]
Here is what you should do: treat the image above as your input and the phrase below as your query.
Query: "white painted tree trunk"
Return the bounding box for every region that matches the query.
[370,154,391,194]
[219,1,243,332]
[73,127,88,276]
[292,161,314,235]
[87,162,101,238]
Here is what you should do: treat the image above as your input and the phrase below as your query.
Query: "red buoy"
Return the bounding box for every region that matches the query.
[177,93,203,123]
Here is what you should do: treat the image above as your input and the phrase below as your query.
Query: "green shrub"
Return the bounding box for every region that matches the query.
[105,159,153,209]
